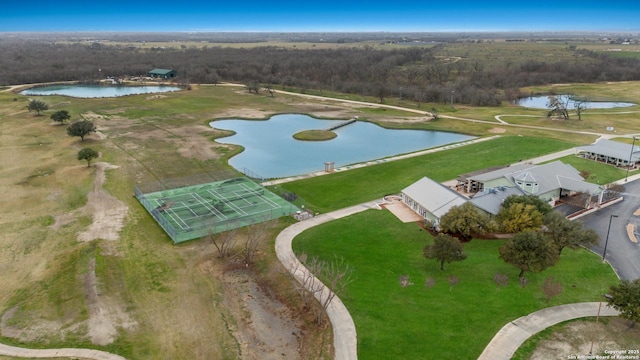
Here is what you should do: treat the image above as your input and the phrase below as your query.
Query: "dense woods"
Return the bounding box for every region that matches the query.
[2,34,640,106]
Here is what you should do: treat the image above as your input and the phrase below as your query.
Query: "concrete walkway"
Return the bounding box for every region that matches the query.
[275,200,381,360]
[477,302,620,360]
[0,343,127,360]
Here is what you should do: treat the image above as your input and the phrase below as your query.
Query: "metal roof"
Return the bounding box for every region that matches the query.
[402,177,468,218]
[556,175,602,194]
[467,163,533,182]
[514,172,538,182]
[148,68,175,75]
[469,186,525,215]
[467,160,602,196]
[577,139,640,161]
[509,161,600,195]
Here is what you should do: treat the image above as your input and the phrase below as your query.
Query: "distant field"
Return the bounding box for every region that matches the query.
[59,39,397,50]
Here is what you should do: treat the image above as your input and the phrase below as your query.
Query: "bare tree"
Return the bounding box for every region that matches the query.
[264,84,275,97]
[246,81,260,94]
[541,276,563,303]
[374,82,388,103]
[604,183,625,201]
[493,273,509,289]
[296,254,353,326]
[430,108,439,120]
[546,95,570,119]
[289,253,315,310]
[425,277,436,290]
[447,275,460,292]
[564,191,591,209]
[579,169,592,181]
[208,222,239,258]
[243,218,275,266]
[569,95,588,120]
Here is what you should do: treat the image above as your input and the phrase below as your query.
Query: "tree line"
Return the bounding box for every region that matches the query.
[3,39,640,106]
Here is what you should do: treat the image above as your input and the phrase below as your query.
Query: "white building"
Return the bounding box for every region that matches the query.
[401,177,467,226]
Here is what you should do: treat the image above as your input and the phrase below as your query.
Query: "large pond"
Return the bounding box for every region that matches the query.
[517,95,636,109]
[20,84,182,98]
[210,114,475,179]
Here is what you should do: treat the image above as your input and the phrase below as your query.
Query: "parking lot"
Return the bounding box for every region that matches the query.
[579,177,640,280]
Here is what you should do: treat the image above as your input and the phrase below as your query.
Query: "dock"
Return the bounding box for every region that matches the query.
[324,118,357,131]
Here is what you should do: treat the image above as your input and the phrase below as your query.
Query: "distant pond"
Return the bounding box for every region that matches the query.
[20,84,182,98]
[210,114,475,179]
[516,95,635,109]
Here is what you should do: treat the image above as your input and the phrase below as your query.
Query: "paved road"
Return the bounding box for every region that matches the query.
[478,302,620,360]
[579,176,640,280]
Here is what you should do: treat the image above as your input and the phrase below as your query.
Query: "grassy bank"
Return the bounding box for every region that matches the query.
[281,135,576,213]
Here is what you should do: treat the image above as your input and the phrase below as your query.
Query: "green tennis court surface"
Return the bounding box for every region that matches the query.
[136,177,299,243]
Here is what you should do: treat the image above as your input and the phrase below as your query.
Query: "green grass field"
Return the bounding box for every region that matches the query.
[545,155,628,185]
[292,210,618,360]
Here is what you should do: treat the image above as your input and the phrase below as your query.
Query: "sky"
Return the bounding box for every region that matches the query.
[2,0,639,33]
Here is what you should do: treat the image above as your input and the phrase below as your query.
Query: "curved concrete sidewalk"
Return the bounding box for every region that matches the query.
[275,200,380,360]
[478,302,620,360]
[0,343,127,360]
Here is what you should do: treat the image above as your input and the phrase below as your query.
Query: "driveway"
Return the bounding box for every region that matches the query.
[579,176,640,280]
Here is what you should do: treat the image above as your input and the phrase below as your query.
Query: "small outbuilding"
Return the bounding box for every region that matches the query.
[147,68,177,79]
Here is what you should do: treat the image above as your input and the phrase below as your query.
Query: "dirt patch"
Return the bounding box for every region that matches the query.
[529,318,640,359]
[92,111,227,162]
[0,306,81,343]
[83,257,137,346]
[146,94,168,100]
[220,267,304,360]
[81,111,108,122]
[214,107,272,119]
[77,162,128,244]
[489,127,507,133]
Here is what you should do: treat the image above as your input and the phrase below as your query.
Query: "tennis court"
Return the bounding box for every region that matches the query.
[136,177,299,243]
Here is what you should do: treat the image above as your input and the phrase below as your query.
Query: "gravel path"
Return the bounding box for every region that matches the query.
[0,343,127,360]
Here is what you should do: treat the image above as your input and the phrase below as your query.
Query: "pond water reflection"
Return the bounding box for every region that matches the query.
[210,114,475,179]
[516,95,635,109]
[20,84,181,98]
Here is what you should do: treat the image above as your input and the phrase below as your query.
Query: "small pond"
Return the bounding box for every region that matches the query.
[517,95,635,109]
[20,84,182,98]
[210,114,475,179]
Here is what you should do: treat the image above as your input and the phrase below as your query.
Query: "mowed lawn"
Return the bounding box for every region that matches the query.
[292,210,618,360]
